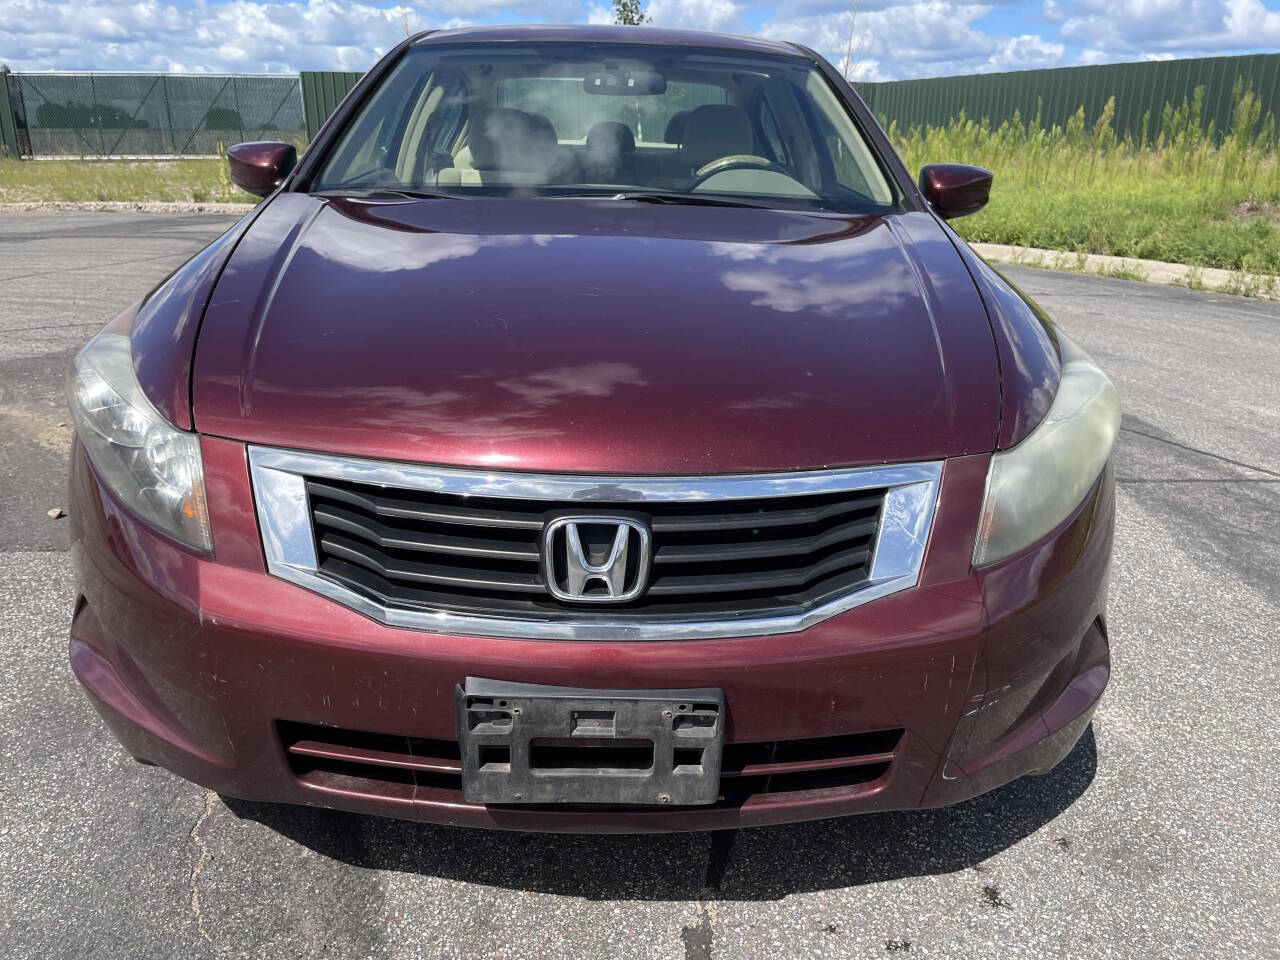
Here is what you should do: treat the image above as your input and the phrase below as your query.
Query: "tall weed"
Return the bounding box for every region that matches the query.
[891,83,1280,273]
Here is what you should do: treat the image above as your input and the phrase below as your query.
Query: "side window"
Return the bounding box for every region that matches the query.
[801,72,894,204]
[427,81,468,156]
[344,116,389,174]
[756,99,789,167]
[808,100,872,197]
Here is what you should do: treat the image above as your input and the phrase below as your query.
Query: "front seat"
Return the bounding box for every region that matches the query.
[663,111,690,145]
[679,104,757,177]
[584,121,637,184]
[466,107,576,184]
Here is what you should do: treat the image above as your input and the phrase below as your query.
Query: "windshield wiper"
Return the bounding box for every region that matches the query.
[313,187,460,201]
[616,192,772,208]
[541,190,770,209]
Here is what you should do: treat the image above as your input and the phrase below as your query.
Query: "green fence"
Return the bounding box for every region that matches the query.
[0,67,21,157]
[300,71,363,140]
[7,72,304,157]
[4,52,1278,160]
[297,53,1280,151]
[854,53,1280,143]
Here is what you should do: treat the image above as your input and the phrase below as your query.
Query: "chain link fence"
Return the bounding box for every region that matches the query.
[6,72,304,158]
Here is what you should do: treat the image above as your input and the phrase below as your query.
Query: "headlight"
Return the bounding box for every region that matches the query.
[973,340,1121,567]
[68,330,211,552]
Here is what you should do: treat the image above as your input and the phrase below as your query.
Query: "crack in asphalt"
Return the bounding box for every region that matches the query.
[189,790,218,947]
[1117,477,1280,484]
[1120,425,1280,479]
[0,250,200,285]
[681,831,737,960]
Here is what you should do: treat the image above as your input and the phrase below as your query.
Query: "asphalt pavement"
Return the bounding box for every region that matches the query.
[1,211,1277,959]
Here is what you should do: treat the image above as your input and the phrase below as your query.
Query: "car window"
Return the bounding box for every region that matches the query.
[427,78,468,156]
[313,41,896,213]
[755,98,789,166]
[497,78,726,144]
[802,71,891,204]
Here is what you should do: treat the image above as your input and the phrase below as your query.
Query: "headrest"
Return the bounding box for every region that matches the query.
[586,120,636,155]
[470,108,559,171]
[663,111,690,144]
[680,104,754,171]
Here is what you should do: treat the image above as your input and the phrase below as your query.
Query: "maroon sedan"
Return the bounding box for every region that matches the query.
[66,26,1120,832]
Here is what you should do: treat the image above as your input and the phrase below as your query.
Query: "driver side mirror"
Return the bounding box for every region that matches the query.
[919,164,993,219]
[227,141,298,198]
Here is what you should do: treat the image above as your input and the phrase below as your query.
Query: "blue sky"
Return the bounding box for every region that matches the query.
[2,0,1278,80]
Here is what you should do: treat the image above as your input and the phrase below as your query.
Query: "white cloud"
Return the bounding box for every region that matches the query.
[847,57,886,81]
[647,0,744,30]
[758,2,1068,80]
[0,0,1277,80]
[984,33,1066,71]
[1056,0,1280,55]
[0,0,582,72]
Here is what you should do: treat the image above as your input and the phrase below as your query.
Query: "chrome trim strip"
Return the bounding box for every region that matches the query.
[248,446,942,641]
[869,479,938,582]
[252,464,317,572]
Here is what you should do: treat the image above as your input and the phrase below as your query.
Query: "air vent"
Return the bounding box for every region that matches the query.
[279,721,902,809]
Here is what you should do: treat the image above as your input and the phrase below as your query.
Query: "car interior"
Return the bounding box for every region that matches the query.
[315,44,895,210]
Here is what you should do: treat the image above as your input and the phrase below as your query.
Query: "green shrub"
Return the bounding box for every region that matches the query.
[891,83,1280,274]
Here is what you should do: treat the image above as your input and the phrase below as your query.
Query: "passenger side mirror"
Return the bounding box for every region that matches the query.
[918,163,993,219]
[227,141,298,198]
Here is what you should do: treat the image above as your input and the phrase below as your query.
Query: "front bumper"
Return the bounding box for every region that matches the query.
[67,436,1113,833]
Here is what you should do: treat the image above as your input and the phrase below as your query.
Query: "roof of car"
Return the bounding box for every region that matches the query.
[413,24,809,59]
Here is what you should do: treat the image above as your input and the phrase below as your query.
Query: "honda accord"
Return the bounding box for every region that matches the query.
[66,25,1120,831]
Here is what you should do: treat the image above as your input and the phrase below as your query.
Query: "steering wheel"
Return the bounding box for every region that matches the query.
[688,155,786,191]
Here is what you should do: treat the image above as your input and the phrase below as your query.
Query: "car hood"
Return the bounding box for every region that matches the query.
[192,193,1000,474]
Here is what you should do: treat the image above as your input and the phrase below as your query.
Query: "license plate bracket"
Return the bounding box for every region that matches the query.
[456,678,724,806]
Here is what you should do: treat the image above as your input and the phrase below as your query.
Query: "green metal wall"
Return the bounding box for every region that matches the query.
[300,71,363,140]
[301,53,1279,150]
[853,53,1280,141]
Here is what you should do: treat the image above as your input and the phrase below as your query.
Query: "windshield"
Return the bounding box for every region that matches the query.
[312,42,896,213]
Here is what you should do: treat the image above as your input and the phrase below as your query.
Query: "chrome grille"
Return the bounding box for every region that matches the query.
[306,476,886,620]
[249,447,942,640]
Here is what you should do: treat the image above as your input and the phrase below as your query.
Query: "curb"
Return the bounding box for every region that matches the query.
[0,200,256,214]
[971,242,1280,302]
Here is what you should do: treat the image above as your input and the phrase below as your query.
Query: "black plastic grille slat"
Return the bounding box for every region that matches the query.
[646,547,872,595]
[305,476,886,621]
[313,503,540,561]
[320,534,545,593]
[648,492,884,532]
[653,516,879,564]
[307,479,545,529]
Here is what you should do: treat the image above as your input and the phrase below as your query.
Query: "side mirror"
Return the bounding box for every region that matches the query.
[227,141,298,198]
[919,163,993,219]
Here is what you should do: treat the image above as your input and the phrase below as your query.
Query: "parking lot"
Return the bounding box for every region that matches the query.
[1,211,1277,959]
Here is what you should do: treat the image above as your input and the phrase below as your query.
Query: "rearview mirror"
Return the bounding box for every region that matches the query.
[919,163,993,219]
[583,70,667,96]
[227,141,298,198]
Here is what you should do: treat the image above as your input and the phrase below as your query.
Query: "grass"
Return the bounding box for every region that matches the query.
[0,153,256,204]
[893,82,1280,275]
